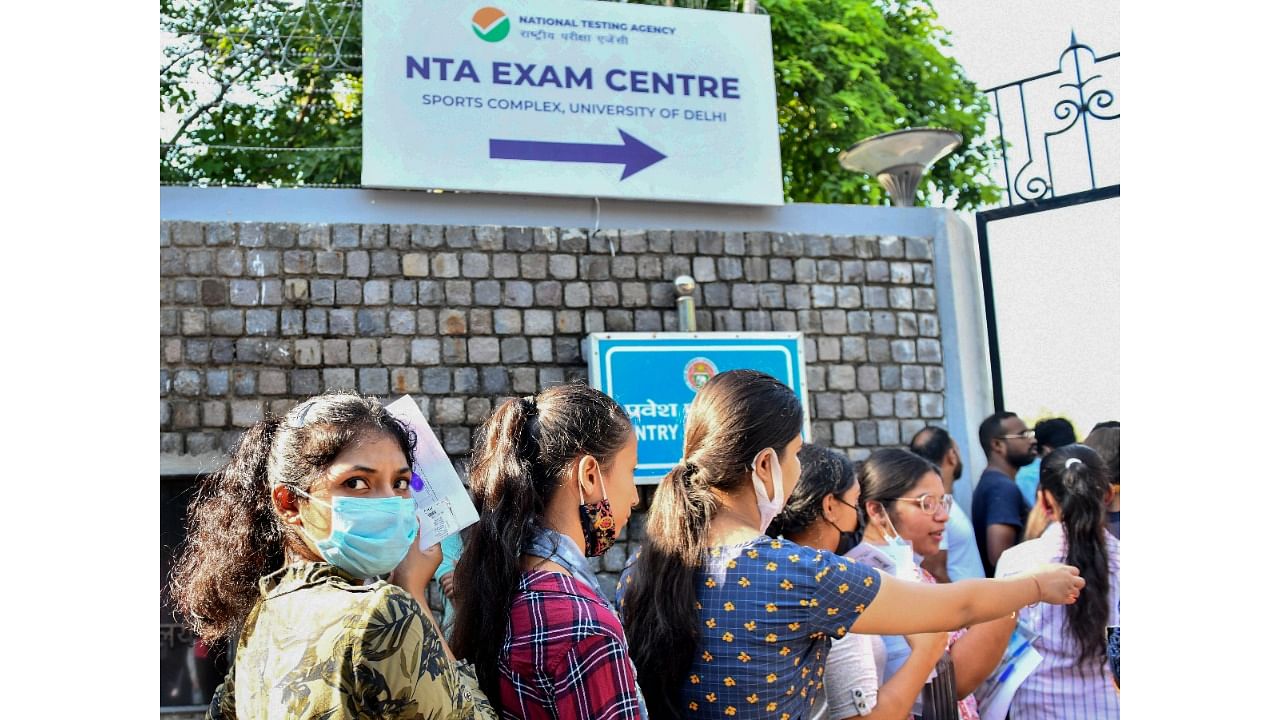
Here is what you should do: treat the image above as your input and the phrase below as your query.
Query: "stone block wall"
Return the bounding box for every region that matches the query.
[160,220,946,603]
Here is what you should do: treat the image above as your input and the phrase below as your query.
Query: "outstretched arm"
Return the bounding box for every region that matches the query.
[853,564,1081,636]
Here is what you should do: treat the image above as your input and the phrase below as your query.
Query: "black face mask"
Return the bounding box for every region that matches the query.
[834,530,858,556]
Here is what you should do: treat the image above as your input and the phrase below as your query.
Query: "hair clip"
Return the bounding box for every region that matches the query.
[1064,458,1083,469]
[289,400,319,428]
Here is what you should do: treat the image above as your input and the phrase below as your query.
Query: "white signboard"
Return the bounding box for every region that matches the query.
[363,0,783,205]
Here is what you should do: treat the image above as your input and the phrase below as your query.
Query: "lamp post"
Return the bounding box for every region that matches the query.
[674,275,697,332]
[838,128,963,207]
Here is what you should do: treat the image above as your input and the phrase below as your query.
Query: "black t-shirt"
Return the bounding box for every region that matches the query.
[971,468,1029,577]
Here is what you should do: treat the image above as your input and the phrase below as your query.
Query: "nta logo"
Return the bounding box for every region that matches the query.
[684,358,718,392]
[471,7,510,43]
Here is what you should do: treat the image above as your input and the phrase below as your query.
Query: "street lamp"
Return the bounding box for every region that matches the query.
[838,128,963,207]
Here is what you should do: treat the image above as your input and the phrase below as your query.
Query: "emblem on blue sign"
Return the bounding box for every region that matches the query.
[684,357,717,391]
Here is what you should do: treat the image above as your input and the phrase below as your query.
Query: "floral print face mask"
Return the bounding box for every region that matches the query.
[578,479,617,558]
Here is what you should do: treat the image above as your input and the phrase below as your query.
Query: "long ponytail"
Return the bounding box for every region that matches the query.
[450,383,633,703]
[1040,445,1112,667]
[622,370,803,719]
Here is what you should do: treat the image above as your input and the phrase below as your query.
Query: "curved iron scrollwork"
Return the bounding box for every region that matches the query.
[986,33,1119,206]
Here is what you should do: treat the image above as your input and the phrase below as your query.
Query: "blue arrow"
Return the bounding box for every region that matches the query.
[489,128,667,180]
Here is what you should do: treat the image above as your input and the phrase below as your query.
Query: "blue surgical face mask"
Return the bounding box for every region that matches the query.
[292,487,419,578]
[873,510,920,582]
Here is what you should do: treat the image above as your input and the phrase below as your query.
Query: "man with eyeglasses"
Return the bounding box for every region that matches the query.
[909,426,986,583]
[972,412,1037,576]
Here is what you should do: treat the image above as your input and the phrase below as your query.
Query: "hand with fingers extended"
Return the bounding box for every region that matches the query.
[1027,563,1086,605]
[390,518,443,599]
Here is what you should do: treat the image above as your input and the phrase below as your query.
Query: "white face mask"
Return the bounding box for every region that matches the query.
[751,447,786,533]
[874,510,920,582]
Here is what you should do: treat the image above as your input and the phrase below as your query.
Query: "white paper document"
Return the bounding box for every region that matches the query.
[384,395,480,549]
[975,628,1043,720]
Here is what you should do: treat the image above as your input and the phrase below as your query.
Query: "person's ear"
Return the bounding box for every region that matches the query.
[576,454,602,500]
[822,494,839,524]
[273,485,303,526]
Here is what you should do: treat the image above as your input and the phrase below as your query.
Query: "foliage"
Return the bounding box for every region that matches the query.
[161,0,1001,207]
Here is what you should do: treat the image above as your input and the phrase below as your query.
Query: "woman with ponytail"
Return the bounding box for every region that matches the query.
[619,370,1086,720]
[995,445,1119,718]
[450,383,646,720]
[169,392,494,720]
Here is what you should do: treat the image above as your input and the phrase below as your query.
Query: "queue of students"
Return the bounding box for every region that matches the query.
[170,372,1114,720]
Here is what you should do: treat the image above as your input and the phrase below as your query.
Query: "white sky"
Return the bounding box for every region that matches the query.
[932,0,1121,432]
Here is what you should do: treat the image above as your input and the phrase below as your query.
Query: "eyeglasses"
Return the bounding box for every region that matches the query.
[999,430,1036,441]
[891,493,953,516]
[833,496,859,512]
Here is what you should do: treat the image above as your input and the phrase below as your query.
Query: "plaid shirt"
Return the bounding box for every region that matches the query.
[498,571,644,720]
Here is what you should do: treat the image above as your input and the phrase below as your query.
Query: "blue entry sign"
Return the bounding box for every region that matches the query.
[588,332,810,484]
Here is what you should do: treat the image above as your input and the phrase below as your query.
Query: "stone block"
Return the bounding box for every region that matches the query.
[619,282,648,308]
[371,250,399,277]
[872,311,896,336]
[926,366,945,392]
[411,338,441,365]
[475,225,504,251]
[891,340,917,363]
[610,256,636,279]
[591,281,619,306]
[635,309,662,331]
[692,256,717,282]
[280,309,304,337]
[244,309,277,336]
[581,256,610,280]
[913,288,937,311]
[920,393,945,418]
[323,339,349,365]
[469,337,500,364]
[501,337,530,364]
[864,287,888,309]
[359,368,390,395]
[329,309,356,336]
[435,398,465,424]
[310,279,335,306]
[209,309,243,336]
[356,309,387,335]
[879,237,904,259]
[444,427,471,454]
[821,309,847,335]
[902,365,926,391]
[870,392,894,417]
[769,258,793,282]
[793,258,817,284]
[759,283,786,309]
[291,369,322,396]
[814,392,842,419]
[504,281,534,307]
[431,253,460,278]
[453,368,479,394]
[438,226,471,249]
[843,393,870,418]
[335,279,362,305]
[492,253,519,279]
[298,224,330,249]
[811,285,835,308]
[636,255,663,280]
[229,280,258,306]
[604,310,633,332]
[389,309,416,335]
[905,236,932,260]
[403,253,431,277]
[504,227,534,251]
[323,368,357,392]
[445,280,472,306]
[231,400,264,428]
[785,285,810,310]
[917,339,942,363]
[350,255,380,287]
[512,368,538,394]
[462,252,490,278]
[525,309,555,335]
[534,281,563,306]
[817,337,841,361]
[880,366,901,390]
[866,261,890,283]
[363,280,390,305]
[423,367,451,394]
[549,254,577,279]
[828,365,857,391]
[914,263,935,285]
[259,369,287,395]
[772,233,804,257]
[877,419,901,445]
[381,338,408,365]
[894,392,919,418]
[481,367,510,394]
[837,286,862,309]
[890,262,914,285]
[731,284,758,309]
[351,338,379,365]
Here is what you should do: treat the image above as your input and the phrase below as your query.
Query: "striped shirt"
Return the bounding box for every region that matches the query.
[995,522,1120,719]
[499,571,644,720]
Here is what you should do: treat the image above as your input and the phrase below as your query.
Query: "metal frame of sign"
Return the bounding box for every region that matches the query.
[588,331,810,483]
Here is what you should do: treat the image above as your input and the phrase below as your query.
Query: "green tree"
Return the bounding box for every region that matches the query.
[161,0,1000,208]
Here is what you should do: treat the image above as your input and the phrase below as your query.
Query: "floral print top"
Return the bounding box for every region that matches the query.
[206,562,495,720]
[620,536,882,720]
